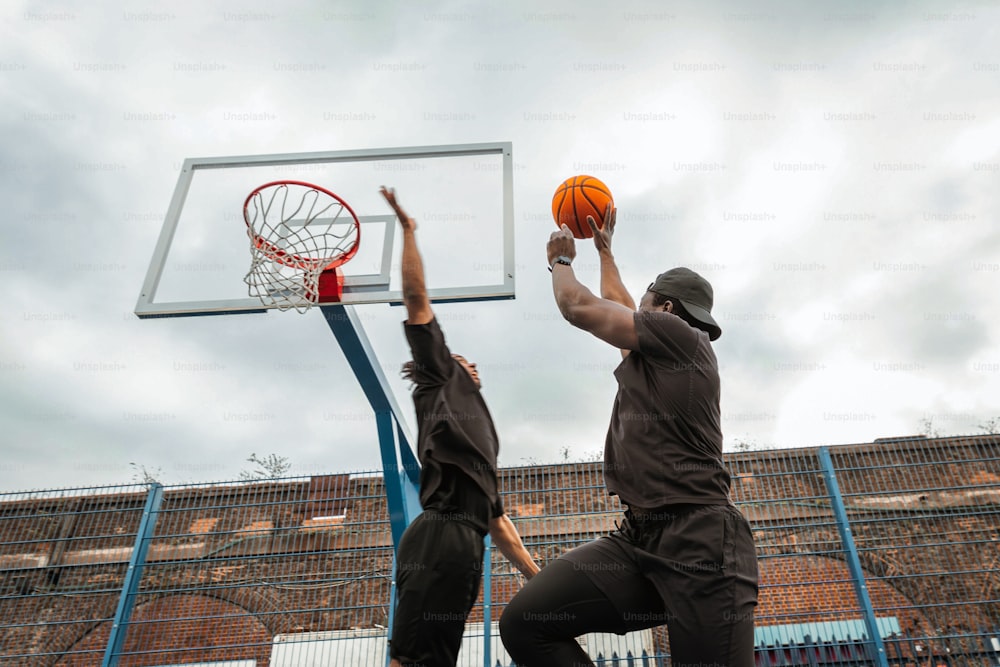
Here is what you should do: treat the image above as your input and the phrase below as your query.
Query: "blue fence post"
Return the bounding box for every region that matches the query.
[102,483,163,667]
[385,548,397,667]
[817,446,889,667]
[483,534,492,667]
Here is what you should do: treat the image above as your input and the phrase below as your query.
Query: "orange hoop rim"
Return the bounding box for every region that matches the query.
[243,180,361,271]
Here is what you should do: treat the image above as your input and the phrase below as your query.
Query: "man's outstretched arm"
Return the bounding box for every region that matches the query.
[381,186,433,325]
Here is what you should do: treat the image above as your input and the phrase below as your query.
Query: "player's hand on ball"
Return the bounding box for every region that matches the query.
[588,203,617,254]
[547,224,577,266]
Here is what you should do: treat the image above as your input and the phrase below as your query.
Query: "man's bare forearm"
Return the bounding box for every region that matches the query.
[490,515,540,579]
[400,228,428,307]
[599,250,636,310]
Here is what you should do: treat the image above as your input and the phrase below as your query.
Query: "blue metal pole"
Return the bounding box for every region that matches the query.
[482,534,492,667]
[817,446,889,667]
[319,304,422,546]
[398,420,421,487]
[385,547,398,667]
[375,411,413,547]
[320,304,425,667]
[102,483,163,667]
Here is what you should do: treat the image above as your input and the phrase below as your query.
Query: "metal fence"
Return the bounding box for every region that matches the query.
[1,435,998,666]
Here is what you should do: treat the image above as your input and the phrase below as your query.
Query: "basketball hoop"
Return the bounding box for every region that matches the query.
[242,180,361,312]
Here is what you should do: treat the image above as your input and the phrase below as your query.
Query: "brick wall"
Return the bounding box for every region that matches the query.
[759,555,930,632]
[1,435,997,665]
[55,594,271,667]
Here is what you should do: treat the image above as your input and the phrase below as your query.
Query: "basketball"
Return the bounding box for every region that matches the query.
[551,175,614,239]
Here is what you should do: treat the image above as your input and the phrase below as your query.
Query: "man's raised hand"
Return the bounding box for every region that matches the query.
[380,186,417,232]
[587,202,617,254]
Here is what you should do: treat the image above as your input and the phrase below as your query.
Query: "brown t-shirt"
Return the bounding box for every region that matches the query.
[404,318,504,534]
[603,310,732,508]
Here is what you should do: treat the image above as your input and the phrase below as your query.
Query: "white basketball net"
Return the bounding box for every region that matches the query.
[243,182,359,312]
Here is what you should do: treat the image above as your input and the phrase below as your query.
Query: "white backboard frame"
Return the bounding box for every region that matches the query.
[134,142,515,319]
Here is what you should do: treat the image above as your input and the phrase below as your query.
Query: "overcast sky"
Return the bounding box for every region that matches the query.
[2,0,998,492]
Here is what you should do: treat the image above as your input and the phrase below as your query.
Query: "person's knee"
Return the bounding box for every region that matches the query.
[499,593,535,655]
[498,598,524,642]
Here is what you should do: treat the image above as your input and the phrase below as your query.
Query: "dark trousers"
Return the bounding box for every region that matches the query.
[389,510,485,667]
[500,504,758,667]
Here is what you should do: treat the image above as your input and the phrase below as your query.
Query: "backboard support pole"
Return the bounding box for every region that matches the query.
[319,304,422,546]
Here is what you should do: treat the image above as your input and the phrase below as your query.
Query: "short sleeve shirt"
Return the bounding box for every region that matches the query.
[404,318,504,533]
[603,310,731,508]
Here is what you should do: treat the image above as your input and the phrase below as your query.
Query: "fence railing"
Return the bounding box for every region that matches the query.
[1,435,998,666]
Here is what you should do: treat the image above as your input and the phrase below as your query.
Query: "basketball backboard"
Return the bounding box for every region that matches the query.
[135,142,515,318]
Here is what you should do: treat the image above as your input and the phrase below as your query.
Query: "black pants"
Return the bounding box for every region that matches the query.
[390,510,485,667]
[500,504,758,667]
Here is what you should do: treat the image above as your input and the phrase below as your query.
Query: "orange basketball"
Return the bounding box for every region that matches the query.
[551,175,614,239]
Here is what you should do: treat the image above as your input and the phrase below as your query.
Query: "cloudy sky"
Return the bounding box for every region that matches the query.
[2,0,998,492]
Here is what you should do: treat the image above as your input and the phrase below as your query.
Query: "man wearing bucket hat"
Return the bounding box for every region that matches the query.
[500,207,759,667]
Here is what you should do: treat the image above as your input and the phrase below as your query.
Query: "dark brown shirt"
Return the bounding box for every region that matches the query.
[603,310,731,508]
[404,318,504,534]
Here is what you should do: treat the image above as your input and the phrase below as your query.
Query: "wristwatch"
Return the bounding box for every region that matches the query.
[548,256,573,272]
